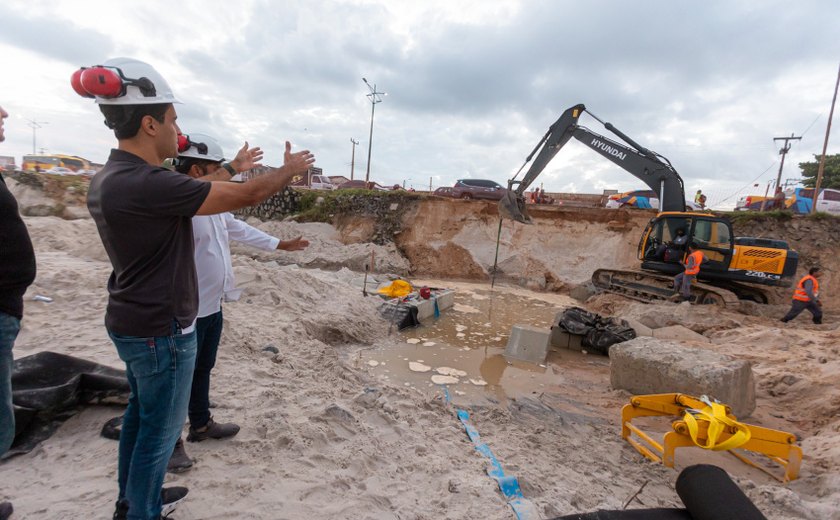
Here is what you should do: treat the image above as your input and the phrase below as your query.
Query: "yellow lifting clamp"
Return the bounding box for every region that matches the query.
[621,393,802,482]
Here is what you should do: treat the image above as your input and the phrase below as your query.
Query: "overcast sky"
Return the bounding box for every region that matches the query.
[1,0,838,208]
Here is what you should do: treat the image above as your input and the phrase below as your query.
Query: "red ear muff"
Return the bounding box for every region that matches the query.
[80,66,124,98]
[177,134,191,153]
[71,69,94,98]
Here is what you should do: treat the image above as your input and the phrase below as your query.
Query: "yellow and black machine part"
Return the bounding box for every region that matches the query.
[621,393,802,483]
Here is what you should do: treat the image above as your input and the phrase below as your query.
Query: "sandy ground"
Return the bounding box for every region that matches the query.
[0,215,838,519]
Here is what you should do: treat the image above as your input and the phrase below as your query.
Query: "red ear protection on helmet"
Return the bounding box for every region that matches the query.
[71,66,157,99]
[177,134,209,155]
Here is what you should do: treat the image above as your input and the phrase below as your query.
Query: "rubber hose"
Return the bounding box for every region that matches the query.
[550,508,690,520]
[676,464,767,520]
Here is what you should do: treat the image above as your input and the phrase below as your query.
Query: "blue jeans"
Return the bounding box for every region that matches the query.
[110,325,196,520]
[0,311,21,455]
[188,310,224,428]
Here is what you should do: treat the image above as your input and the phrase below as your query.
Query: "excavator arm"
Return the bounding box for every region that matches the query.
[500,104,686,223]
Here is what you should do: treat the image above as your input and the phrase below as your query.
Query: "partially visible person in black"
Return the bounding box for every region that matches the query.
[0,104,37,520]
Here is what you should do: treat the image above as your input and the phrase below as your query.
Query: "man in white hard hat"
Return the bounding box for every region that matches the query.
[76,57,314,520]
[165,133,309,473]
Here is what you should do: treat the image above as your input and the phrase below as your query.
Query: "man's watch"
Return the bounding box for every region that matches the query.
[221,162,237,177]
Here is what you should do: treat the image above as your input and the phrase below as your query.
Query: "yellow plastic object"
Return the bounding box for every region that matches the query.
[621,393,802,482]
[377,279,413,298]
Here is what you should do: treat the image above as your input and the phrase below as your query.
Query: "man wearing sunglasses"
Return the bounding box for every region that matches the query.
[78,58,314,520]
[166,133,309,473]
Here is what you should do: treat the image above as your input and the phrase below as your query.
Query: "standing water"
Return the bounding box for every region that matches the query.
[356,280,611,406]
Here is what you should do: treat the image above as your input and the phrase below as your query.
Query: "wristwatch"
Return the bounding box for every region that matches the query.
[221,162,237,177]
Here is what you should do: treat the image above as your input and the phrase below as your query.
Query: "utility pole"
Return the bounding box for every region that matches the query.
[25,119,48,154]
[362,78,385,184]
[349,138,359,180]
[812,62,840,213]
[773,133,801,191]
[760,133,801,211]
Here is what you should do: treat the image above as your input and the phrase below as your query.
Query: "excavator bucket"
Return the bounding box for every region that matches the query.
[498,190,532,224]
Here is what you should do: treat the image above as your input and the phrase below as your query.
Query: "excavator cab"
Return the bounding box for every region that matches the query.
[639,213,734,277]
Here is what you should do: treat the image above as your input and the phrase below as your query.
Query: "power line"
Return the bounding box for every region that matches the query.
[708,112,823,207]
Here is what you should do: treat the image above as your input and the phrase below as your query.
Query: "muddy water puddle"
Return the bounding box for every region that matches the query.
[357,280,612,406]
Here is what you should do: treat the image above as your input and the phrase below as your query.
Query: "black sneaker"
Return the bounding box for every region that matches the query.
[112,487,188,519]
[0,501,13,520]
[167,437,194,473]
[187,416,240,442]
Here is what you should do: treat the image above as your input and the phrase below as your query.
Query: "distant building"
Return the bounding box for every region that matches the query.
[0,155,15,171]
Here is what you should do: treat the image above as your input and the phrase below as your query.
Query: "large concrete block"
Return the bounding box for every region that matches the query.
[610,337,756,417]
[505,324,550,364]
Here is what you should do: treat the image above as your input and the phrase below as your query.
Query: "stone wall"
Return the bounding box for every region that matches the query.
[233,187,301,220]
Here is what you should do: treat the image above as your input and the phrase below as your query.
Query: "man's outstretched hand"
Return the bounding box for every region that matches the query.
[283,141,315,175]
[278,236,310,252]
[230,142,264,173]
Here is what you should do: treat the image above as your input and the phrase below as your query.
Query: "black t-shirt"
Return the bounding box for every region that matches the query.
[87,149,211,336]
[0,174,37,320]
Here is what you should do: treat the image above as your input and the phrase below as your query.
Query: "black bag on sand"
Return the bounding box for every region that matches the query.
[557,307,636,355]
[557,307,598,335]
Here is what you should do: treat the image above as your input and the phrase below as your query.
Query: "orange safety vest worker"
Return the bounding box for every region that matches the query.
[793,275,820,302]
[684,250,704,275]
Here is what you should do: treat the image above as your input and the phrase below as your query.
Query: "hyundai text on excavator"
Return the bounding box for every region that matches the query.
[498,104,798,306]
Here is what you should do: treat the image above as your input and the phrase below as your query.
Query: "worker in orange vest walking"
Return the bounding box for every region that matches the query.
[672,244,705,302]
[781,267,823,324]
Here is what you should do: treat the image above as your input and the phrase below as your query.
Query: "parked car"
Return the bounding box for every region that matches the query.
[734,194,770,211]
[606,189,703,210]
[787,187,840,215]
[433,179,508,200]
[309,174,336,190]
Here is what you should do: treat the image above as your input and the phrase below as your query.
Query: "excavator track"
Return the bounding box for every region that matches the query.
[592,269,740,308]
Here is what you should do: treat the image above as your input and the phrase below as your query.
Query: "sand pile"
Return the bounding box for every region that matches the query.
[1,215,838,519]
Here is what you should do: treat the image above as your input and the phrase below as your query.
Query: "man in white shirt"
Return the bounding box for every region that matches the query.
[169,133,308,472]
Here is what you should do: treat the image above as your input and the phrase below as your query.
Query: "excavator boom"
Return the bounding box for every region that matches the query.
[500,104,685,223]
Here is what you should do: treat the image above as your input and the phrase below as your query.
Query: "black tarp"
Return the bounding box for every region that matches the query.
[4,351,129,458]
[555,307,636,355]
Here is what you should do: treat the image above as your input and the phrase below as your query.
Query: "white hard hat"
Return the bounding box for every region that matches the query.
[178,133,225,162]
[72,57,181,105]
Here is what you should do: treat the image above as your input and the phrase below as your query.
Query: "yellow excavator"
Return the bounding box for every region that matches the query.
[499,104,798,306]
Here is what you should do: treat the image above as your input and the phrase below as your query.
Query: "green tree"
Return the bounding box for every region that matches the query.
[799,153,840,189]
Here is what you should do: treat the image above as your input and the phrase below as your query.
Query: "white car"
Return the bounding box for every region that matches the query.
[310,174,336,190]
[45,167,75,175]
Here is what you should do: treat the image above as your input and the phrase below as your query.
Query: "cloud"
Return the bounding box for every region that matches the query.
[0,0,837,209]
